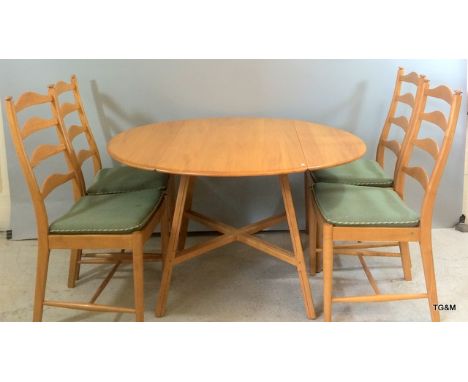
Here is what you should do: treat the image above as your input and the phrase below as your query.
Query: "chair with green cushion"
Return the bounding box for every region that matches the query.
[306,68,427,277]
[50,75,169,196]
[312,67,425,187]
[49,76,172,287]
[86,165,169,195]
[5,90,170,321]
[308,81,462,321]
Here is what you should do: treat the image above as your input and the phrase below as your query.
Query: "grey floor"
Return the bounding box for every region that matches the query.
[0,229,467,322]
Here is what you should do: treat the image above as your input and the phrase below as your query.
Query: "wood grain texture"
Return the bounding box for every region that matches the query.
[295,121,366,170]
[108,118,366,177]
[30,143,66,168]
[426,85,454,104]
[15,91,51,112]
[390,116,410,132]
[421,111,448,131]
[22,117,57,139]
[397,92,416,107]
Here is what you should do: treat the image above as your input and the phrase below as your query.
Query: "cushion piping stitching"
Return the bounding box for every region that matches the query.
[87,185,167,195]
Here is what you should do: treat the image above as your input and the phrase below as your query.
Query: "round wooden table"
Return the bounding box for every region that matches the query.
[108,117,366,319]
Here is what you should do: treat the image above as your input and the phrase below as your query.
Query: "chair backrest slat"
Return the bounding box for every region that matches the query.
[401,165,429,190]
[53,80,74,95]
[381,139,401,157]
[50,75,103,188]
[30,143,67,168]
[420,110,448,131]
[60,102,80,118]
[397,92,416,107]
[413,138,439,160]
[68,124,87,141]
[76,149,96,166]
[426,85,454,104]
[389,116,410,132]
[22,116,58,139]
[400,71,420,85]
[15,91,51,112]
[41,170,76,198]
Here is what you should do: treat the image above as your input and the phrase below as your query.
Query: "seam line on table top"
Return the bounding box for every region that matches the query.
[293,123,309,171]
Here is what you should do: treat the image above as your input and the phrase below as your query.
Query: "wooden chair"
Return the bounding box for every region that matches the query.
[308,81,462,321]
[5,89,170,321]
[311,67,425,187]
[49,75,173,287]
[306,69,426,276]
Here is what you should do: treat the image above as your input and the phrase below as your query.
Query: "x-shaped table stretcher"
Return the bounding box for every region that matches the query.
[155,174,316,319]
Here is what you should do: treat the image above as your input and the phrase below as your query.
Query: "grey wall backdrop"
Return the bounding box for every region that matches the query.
[0,59,466,239]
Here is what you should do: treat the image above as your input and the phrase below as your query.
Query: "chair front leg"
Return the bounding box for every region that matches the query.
[132,233,145,322]
[33,241,51,322]
[322,223,334,322]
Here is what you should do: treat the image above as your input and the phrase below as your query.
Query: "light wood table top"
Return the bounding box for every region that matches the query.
[108,117,366,176]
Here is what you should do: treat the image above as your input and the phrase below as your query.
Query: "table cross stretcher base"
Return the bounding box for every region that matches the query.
[155,174,316,319]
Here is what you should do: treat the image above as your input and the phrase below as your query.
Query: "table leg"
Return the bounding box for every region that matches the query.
[279,174,316,319]
[177,177,196,250]
[155,175,192,317]
[305,172,317,275]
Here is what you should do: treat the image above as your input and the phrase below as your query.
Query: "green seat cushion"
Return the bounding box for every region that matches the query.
[313,159,393,187]
[86,166,169,195]
[49,189,163,234]
[313,182,419,227]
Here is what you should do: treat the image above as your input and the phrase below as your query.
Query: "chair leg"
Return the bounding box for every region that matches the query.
[322,223,334,322]
[306,175,317,275]
[419,233,440,322]
[399,242,412,281]
[67,249,82,288]
[132,233,145,322]
[156,175,192,317]
[33,242,50,322]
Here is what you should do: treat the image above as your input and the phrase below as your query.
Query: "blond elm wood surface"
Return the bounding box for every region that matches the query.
[107,117,366,176]
[108,117,365,319]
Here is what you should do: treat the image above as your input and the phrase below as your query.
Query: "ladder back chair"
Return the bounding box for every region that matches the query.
[5,89,170,321]
[50,75,170,195]
[50,75,173,287]
[308,80,462,321]
[311,67,425,187]
[307,69,426,275]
